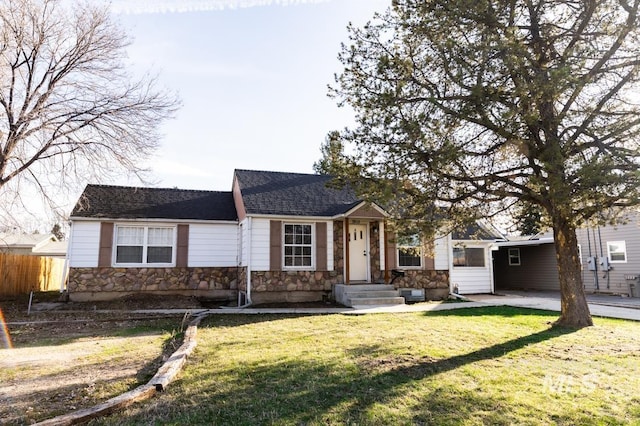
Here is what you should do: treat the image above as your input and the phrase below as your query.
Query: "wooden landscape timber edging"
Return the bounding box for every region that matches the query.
[33,313,207,426]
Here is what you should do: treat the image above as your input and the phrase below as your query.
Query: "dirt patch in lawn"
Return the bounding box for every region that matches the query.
[0,293,344,424]
[0,293,195,425]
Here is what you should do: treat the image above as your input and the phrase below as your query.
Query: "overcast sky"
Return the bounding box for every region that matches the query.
[111,0,390,192]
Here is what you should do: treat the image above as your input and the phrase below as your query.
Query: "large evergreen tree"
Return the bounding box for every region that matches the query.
[330,0,640,327]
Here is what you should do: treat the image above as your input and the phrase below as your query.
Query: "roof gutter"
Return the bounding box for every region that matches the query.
[68,217,238,225]
[495,238,555,247]
[244,213,337,221]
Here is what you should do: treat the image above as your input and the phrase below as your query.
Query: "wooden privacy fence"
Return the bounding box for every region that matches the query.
[0,253,65,296]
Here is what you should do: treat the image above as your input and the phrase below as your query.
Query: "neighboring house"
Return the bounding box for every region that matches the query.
[0,233,67,258]
[493,212,640,297]
[66,169,502,303]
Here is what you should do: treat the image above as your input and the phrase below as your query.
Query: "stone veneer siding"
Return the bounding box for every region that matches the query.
[369,222,383,282]
[391,269,449,288]
[391,269,450,300]
[237,221,346,302]
[68,266,241,298]
[250,270,341,293]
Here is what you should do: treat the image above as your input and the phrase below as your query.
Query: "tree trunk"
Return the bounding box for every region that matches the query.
[552,215,593,327]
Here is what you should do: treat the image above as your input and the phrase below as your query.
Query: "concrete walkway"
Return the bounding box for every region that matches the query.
[203,291,640,321]
[17,291,640,322]
[465,291,640,321]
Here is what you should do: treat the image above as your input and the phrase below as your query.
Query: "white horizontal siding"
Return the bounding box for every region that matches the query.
[69,221,100,267]
[450,267,493,294]
[449,240,493,294]
[188,224,238,267]
[577,220,640,294]
[433,234,449,270]
[249,218,334,271]
[250,218,271,271]
[239,219,249,267]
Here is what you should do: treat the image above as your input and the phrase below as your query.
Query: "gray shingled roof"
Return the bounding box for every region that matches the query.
[71,185,237,221]
[452,222,504,240]
[234,169,361,217]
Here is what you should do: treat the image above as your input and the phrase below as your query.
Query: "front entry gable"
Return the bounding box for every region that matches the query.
[340,201,388,220]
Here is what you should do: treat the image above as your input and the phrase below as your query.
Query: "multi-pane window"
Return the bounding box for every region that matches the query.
[508,248,521,266]
[115,226,174,265]
[452,247,485,267]
[115,227,144,263]
[283,224,313,268]
[397,234,422,268]
[607,241,627,263]
[147,228,174,263]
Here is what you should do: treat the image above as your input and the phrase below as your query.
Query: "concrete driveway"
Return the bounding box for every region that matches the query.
[467,290,640,321]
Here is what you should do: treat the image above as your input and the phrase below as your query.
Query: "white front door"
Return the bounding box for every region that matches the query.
[349,223,369,282]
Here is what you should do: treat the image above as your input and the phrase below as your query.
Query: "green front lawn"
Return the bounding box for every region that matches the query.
[101,307,640,425]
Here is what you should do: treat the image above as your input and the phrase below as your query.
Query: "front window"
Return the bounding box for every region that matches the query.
[607,241,627,263]
[397,234,422,268]
[452,247,485,267]
[283,223,313,268]
[115,225,175,266]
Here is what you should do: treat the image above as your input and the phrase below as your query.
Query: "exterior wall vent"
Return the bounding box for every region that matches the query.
[399,288,425,303]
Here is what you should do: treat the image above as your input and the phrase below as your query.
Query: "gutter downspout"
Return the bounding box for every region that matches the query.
[59,222,73,295]
[226,217,253,309]
[243,217,253,307]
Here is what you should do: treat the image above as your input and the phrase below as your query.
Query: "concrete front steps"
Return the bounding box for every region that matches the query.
[334,284,405,307]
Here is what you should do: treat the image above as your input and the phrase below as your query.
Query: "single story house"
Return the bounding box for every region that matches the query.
[493,212,640,297]
[66,169,504,303]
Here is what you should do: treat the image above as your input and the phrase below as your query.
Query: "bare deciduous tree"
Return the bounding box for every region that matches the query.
[0,0,179,226]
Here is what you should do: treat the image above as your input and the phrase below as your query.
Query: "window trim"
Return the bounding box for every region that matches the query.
[578,244,583,265]
[396,234,423,269]
[452,246,486,268]
[112,224,177,267]
[508,248,521,266]
[607,240,627,263]
[282,222,315,270]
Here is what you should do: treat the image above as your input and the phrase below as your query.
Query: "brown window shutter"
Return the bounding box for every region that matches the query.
[176,224,189,267]
[98,222,114,267]
[386,231,397,269]
[270,220,282,271]
[423,256,435,270]
[316,222,327,271]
